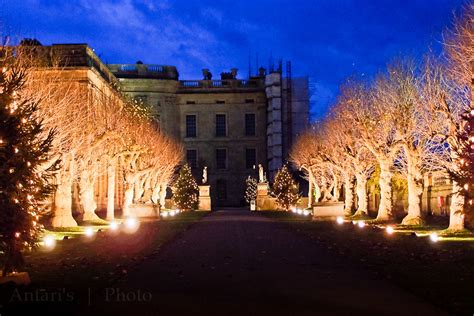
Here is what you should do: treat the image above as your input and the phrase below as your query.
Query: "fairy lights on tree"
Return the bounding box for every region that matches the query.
[172,164,199,211]
[244,175,257,204]
[272,165,300,211]
[0,51,57,276]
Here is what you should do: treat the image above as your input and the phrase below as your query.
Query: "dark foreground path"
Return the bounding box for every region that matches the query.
[90,210,447,316]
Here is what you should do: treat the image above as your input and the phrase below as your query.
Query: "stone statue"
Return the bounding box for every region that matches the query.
[263,172,267,183]
[258,164,264,183]
[202,166,208,184]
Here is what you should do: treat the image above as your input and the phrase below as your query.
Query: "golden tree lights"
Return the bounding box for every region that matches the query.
[0,49,58,276]
[271,165,300,211]
[172,164,199,211]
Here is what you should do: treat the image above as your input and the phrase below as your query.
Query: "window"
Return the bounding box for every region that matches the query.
[186,115,197,138]
[216,148,227,169]
[186,100,196,104]
[245,113,256,136]
[216,179,227,201]
[216,100,225,104]
[215,114,227,137]
[186,149,198,169]
[245,148,256,169]
[245,98,255,103]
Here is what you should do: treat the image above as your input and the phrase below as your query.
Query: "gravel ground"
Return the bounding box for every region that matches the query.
[81,209,448,316]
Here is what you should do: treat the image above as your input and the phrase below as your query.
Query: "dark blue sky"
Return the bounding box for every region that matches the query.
[0,0,464,119]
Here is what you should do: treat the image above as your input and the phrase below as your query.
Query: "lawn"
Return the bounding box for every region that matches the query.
[262,211,474,316]
[0,211,207,313]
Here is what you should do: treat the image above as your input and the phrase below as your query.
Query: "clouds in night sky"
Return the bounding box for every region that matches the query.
[0,0,465,119]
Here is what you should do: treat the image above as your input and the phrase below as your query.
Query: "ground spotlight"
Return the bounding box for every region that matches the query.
[303,210,310,216]
[430,232,439,243]
[124,217,139,234]
[169,210,176,217]
[297,209,303,215]
[336,216,344,225]
[386,226,394,235]
[85,227,95,237]
[357,221,365,228]
[43,235,56,249]
[109,221,119,231]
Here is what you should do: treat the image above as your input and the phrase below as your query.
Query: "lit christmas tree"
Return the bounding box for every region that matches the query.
[244,175,257,204]
[452,107,474,223]
[0,54,57,276]
[272,165,300,211]
[172,164,199,210]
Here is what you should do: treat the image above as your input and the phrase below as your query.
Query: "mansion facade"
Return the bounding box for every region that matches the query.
[45,43,309,208]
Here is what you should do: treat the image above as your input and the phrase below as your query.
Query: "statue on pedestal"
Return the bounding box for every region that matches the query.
[202,166,208,184]
[258,164,264,183]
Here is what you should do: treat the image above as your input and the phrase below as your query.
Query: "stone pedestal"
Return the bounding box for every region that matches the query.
[313,202,344,218]
[198,185,211,211]
[129,203,159,217]
[257,182,275,211]
[257,182,269,196]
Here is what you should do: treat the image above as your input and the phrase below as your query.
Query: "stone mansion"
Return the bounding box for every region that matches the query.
[42,43,310,208]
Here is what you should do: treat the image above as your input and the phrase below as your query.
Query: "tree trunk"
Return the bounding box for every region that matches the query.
[376,159,393,221]
[133,175,144,203]
[308,176,313,208]
[151,182,160,205]
[354,172,368,217]
[106,161,115,221]
[141,175,153,204]
[159,183,167,209]
[123,173,135,217]
[402,153,424,225]
[314,183,321,203]
[332,176,340,202]
[79,169,99,222]
[343,174,355,216]
[448,180,465,231]
[51,158,77,227]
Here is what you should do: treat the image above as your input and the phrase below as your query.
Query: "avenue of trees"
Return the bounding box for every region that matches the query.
[2,42,183,230]
[291,5,473,230]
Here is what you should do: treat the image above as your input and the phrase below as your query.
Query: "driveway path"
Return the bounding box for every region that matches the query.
[90,209,447,316]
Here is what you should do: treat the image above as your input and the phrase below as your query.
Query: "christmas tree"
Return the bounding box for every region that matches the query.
[271,165,300,211]
[453,107,474,224]
[244,175,257,204]
[172,164,199,210]
[0,53,57,276]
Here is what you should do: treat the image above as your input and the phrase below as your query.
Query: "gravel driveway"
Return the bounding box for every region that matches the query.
[87,209,447,316]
